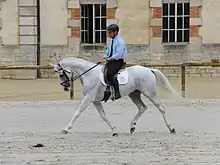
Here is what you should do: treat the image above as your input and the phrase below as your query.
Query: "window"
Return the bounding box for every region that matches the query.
[80,4,107,44]
[162,2,190,43]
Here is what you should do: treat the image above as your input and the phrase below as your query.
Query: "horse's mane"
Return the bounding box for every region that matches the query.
[60,57,96,68]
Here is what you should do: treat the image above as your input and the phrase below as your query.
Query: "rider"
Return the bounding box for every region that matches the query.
[99,24,127,100]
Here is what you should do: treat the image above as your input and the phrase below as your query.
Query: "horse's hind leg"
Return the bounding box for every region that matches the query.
[128,90,148,134]
[143,90,176,134]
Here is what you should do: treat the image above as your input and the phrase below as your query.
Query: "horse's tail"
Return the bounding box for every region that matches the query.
[151,69,182,98]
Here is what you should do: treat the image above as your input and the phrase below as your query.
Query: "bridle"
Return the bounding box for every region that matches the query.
[55,63,71,88]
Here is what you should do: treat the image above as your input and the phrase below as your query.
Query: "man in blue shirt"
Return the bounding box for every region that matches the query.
[99,24,127,100]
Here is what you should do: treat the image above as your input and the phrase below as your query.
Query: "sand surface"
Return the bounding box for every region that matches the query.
[0,77,220,164]
[1,99,220,164]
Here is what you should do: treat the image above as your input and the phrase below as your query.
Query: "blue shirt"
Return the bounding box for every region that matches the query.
[104,35,127,60]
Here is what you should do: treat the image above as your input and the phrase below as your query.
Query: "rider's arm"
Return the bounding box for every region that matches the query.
[103,46,110,59]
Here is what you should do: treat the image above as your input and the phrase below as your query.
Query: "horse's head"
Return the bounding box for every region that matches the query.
[50,57,99,92]
[49,62,72,91]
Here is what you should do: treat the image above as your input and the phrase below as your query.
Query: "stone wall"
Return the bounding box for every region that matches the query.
[40,43,220,78]
[0,0,220,79]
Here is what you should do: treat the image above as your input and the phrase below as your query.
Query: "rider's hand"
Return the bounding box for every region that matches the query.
[100,58,107,63]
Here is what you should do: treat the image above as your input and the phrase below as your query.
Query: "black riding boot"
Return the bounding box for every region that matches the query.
[111,76,121,100]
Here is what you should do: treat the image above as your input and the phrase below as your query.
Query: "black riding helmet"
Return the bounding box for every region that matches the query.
[107,24,119,33]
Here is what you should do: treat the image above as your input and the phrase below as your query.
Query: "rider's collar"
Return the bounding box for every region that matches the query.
[112,35,119,40]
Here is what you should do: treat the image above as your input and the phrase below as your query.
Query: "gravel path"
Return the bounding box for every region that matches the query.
[1,98,220,165]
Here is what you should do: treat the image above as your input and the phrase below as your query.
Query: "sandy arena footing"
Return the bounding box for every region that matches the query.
[1,98,220,165]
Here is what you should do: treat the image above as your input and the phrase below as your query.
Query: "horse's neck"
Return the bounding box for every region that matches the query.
[71,61,94,76]
[64,59,97,86]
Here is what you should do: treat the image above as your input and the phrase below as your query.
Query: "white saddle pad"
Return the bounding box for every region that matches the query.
[99,68,128,86]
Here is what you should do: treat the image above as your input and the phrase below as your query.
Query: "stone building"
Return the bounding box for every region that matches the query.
[0,0,219,78]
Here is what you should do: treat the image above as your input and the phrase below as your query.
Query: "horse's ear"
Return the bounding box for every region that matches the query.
[49,63,56,67]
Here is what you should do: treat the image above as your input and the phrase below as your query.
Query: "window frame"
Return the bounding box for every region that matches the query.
[80,3,107,45]
[162,1,190,44]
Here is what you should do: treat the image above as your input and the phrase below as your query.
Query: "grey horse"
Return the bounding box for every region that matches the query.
[50,57,181,136]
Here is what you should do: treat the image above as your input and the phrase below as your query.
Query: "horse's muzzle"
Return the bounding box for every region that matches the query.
[60,81,70,92]
[64,86,69,91]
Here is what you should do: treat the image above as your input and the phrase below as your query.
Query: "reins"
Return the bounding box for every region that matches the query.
[59,61,101,83]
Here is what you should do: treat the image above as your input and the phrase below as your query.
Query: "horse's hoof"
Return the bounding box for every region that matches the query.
[130,127,135,134]
[112,133,118,137]
[170,128,176,134]
[60,130,68,134]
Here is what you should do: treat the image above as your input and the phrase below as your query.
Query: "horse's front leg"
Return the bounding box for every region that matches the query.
[61,95,92,134]
[93,101,118,136]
